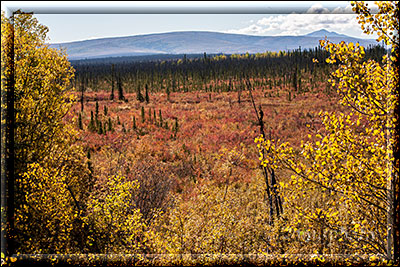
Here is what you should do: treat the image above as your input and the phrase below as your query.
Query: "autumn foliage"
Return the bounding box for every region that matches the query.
[256,0,398,262]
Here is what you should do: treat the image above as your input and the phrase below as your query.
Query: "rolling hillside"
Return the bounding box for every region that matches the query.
[50,29,378,60]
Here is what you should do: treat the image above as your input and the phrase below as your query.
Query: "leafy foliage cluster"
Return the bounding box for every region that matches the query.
[256,0,398,261]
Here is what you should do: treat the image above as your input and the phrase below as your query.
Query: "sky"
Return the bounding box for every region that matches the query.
[2,1,379,44]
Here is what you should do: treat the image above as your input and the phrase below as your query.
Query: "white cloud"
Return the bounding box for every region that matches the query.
[230,24,264,35]
[332,5,354,14]
[227,3,367,37]
[306,3,330,14]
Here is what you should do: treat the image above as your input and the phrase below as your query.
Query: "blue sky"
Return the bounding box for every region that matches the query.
[2,1,379,44]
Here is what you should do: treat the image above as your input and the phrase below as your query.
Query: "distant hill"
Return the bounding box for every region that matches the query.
[304,29,349,38]
[50,29,378,60]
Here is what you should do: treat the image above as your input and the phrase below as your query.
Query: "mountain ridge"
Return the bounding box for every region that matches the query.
[50,29,378,60]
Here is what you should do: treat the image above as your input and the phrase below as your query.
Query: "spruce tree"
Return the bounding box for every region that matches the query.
[171,79,176,92]
[95,100,99,120]
[80,77,85,112]
[292,66,298,91]
[88,111,96,132]
[97,120,103,134]
[166,85,170,101]
[133,116,136,129]
[141,106,145,123]
[145,83,149,103]
[174,118,179,138]
[108,117,112,132]
[137,83,144,102]
[117,76,124,101]
[110,64,115,100]
[298,77,302,93]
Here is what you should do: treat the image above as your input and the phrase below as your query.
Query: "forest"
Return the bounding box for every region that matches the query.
[1,1,399,266]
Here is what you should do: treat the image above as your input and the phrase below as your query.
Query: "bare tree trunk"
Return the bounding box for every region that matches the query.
[247,79,282,225]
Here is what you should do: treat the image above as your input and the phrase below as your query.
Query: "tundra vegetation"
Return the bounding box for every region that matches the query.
[1,1,398,266]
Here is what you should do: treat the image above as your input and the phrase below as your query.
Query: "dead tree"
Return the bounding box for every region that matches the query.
[247,80,282,225]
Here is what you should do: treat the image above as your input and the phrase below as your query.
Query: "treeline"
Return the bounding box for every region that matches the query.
[71,44,387,98]
[70,53,220,65]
